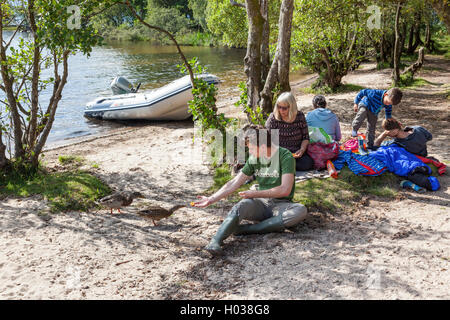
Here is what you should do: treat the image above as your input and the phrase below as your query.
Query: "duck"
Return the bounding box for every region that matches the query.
[137,204,185,226]
[98,191,144,214]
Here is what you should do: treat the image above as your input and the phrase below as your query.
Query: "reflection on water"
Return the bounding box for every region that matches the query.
[1,32,311,146]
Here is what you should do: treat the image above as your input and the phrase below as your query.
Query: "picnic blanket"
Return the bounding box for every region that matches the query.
[333,150,387,176]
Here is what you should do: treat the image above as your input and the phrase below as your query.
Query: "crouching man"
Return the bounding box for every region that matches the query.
[193,125,308,256]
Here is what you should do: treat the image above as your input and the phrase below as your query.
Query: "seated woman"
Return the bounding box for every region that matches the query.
[374,118,432,157]
[305,95,342,142]
[265,92,314,171]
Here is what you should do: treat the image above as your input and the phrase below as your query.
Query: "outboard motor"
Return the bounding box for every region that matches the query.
[110,76,141,95]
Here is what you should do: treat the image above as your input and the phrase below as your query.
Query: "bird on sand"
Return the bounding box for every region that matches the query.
[98,191,144,214]
[137,204,185,226]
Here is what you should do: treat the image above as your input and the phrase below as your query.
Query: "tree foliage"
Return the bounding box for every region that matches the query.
[292,0,369,90]
[205,0,248,48]
[0,0,106,170]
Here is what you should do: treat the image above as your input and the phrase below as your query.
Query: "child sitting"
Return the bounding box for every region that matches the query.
[373,118,432,157]
[352,87,403,149]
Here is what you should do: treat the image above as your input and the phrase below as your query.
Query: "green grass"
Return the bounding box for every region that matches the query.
[434,34,450,59]
[58,155,85,166]
[293,167,399,213]
[91,163,100,169]
[391,75,431,89]
[0,168,111,213]
[301,83,365,95]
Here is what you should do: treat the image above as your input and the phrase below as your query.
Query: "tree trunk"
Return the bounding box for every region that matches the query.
[259,0,294,113]
[392,2,402,85]
[380,34,390,65]
[386,33,395,67]
[407,12,423,55]
[260,0,270,81]
[407,23,414,53]
[27,0,41,151]
[425,22,432,51]
[32,50,70,166]
[275,0,293,93]
[399,22,407,56]
[0,130,7,170]
[0,11,25,160]
[244,0,264,111]
[320,49,341,89]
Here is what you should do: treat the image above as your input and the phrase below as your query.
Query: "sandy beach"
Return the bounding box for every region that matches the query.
[0,55,449,299]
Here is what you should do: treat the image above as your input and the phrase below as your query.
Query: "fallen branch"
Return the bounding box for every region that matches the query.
[402,47,425,76]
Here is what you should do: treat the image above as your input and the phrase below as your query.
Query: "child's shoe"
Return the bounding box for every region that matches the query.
[400,180,426,193]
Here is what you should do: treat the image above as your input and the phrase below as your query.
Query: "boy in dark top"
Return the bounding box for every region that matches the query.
[373,118,439,192]
[374,118,432,157]
[352,87,403,148]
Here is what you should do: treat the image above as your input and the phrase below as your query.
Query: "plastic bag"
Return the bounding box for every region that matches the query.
[308,127,333,144]
[306,142,340,170]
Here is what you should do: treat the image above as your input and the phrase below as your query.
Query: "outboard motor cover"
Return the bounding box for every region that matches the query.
[110,76,135,95]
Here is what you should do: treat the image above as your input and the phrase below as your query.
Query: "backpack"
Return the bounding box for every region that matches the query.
[306,142,339,170]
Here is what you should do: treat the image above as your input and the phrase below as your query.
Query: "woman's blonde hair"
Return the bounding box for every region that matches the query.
[274,92,298,122]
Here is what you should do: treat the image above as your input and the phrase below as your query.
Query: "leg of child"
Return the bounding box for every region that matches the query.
[351,104,368,137]
[366,110,378,149]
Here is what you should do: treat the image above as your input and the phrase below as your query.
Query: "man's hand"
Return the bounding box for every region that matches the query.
[192,196,214,208]
[354,103,358,112]
[238,190,258,199]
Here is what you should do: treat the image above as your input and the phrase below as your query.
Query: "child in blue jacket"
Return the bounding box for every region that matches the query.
[352,87,403,148]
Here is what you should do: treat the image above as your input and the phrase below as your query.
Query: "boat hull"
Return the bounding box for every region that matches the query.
[84,74,219,121]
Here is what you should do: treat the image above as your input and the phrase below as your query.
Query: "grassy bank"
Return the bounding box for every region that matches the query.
[101,24,216,46]
[208,164,402,214]
[0,156,111,213]
[208,161,442,214]
[300,83,365,95]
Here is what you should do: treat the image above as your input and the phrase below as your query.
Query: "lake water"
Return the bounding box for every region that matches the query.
[1,32,311,147]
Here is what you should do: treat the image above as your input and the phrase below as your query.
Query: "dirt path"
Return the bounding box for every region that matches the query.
[0,55,448,299]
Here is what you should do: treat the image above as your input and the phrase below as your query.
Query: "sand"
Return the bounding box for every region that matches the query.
[0,55,449,299]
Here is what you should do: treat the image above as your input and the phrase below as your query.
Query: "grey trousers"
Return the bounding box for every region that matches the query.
[231,198,308,228]
[351,104,378,147]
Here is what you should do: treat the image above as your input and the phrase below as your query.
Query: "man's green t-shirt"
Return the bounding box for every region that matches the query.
[241,147,296,200]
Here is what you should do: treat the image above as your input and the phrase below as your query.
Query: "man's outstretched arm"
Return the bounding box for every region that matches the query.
[193,171,251,208]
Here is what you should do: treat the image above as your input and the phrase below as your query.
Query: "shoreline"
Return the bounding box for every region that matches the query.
[44,71,319,153]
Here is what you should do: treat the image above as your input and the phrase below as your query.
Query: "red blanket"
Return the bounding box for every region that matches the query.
[415,155,446,175]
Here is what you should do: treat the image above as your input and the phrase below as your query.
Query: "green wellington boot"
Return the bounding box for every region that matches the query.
[204,212,240,256]
[234,214,285,235]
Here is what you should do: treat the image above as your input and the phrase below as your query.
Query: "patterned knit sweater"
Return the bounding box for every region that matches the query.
[265,111,309,153]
